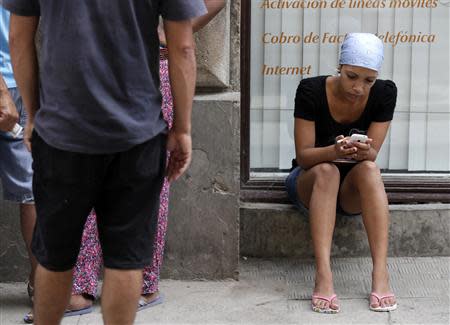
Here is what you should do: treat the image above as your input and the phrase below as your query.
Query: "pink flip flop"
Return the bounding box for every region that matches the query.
[369,292,398,312]
[311,293,340,314]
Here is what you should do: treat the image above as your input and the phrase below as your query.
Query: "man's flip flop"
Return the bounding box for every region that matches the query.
[311,293,340,314]
[23,305,92,323]
[369,292,398,312]
[138,294,164,311]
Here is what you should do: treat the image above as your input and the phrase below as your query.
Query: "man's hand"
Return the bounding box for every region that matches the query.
[23,120,34,152]
[166,130,192,182]
[0,89,19,132]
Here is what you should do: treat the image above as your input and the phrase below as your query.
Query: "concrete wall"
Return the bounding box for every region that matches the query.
[0,195,27,282]
[161,93,240,280]
[159,0,242,279]
[196,0,240,91]
[0,94,240,282]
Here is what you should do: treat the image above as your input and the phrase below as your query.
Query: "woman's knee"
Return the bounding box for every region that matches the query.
[312,163,340,188]
[357,161,381,175]
[353,161,383,186]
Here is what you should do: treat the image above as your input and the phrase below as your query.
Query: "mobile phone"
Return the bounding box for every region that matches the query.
[349,133,368,143]
[10,123,23,138]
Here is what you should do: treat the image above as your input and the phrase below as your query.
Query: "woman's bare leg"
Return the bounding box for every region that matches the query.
[339,161,396,308]
[297,163,340,311]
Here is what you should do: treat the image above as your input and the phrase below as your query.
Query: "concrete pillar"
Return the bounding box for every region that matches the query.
[162,93,240,280]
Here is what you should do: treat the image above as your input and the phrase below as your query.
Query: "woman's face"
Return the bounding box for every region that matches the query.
[338,65,378,102]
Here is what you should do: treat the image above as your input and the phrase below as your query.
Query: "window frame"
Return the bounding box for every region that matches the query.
[240,2,450,204]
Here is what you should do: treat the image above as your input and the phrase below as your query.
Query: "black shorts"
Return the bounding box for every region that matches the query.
[31,131,166,271]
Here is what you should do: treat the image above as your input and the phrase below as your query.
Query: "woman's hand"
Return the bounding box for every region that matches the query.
[334,135,358,159]
[352,138,373,161]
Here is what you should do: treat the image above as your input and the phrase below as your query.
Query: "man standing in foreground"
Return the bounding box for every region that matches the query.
[4,0,206,324]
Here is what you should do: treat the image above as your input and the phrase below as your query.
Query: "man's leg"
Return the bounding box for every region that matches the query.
[96,134,167,323]
[102,269,143,325]
[33,265,73,325]
[30,131,100,324]
[20,203,37,285]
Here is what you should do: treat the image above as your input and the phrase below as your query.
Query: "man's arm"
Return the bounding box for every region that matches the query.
[9,14,39,151]
[164,19,197,181]
[0,73,19,132]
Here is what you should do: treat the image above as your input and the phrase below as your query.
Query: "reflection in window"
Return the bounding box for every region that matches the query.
[250,3,450,173]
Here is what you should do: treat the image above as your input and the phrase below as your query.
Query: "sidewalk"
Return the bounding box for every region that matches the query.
[1,257,449,324]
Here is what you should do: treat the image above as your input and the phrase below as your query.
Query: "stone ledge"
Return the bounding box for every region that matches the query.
[194,92,240,102]
[240,203,450,258]
[241,202,450,211]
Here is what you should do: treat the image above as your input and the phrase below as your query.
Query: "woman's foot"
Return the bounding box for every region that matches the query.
[141,292,159,303]
[26,282,34,304]
[370,268,397,310]
[24,279,35,324]
[138,291,164,311]
[67,294,93,311]
[26,273,35,303]
[312,270,340,313]
[24,294,94,323]
[311,294,340,314]
[23,310,33,324]
[369,293,397,312]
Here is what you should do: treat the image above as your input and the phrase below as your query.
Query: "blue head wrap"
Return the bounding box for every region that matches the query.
[339,33,384,72]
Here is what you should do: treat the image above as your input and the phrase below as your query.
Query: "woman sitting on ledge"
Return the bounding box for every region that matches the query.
[285,33,398,314]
